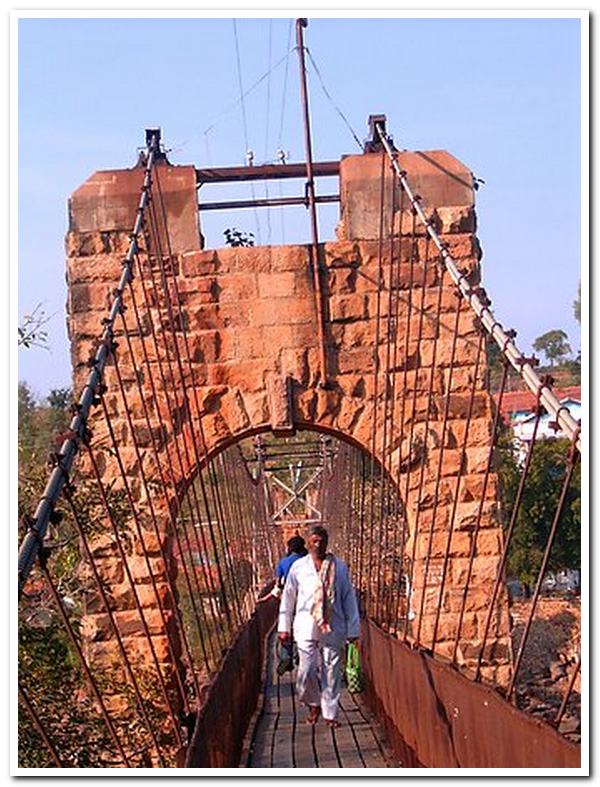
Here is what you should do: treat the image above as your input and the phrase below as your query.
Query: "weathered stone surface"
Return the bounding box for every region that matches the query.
[266,373,293,432]
[437,205,476,234]
[69,281,113,313]
[329,293,369,322]
[339,151,474,241]
[67,145,508,692]
[69,165,200,253]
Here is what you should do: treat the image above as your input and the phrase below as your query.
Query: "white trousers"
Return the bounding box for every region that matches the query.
[296,638,343,721]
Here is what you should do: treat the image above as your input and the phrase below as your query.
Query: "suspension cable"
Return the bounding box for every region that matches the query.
[18,135,158,597]
[374,122,581,452]
[305,48,363,151]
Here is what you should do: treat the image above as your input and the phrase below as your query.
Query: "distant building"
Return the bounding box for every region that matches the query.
[494,386,581,463]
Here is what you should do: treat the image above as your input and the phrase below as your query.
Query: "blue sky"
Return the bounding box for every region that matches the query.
[18,15,583,398]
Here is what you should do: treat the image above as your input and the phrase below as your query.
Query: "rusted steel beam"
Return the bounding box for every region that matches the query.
[263,463,324,471]
[196,160,339,185]
[271,518,323,525]
[198,193,339,211]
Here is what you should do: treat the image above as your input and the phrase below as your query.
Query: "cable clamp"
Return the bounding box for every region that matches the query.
[101,336,118,355]
[63,480,77,497]
[48,507,63,526]
[515,354,538,369]
[38,545,53,570]
[549,405,573,434]
[47,451,64,469]
[473,286,491,307]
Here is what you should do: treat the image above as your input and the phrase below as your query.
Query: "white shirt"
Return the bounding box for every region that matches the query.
[278,554,360,643]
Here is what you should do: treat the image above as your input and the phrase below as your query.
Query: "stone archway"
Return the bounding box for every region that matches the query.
[67,147,509,686]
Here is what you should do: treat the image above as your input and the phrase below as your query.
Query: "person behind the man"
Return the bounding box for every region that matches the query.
[257,535,307,604]
[277,525,360,727]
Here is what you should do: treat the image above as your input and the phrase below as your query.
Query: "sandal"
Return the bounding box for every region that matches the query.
[305,706,321,725]
[324,718,341,729]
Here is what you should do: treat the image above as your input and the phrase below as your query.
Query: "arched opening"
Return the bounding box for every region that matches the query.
[171,425,412,690]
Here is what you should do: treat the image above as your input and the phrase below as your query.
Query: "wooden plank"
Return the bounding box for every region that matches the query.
[246,635,396,770]
[345,695,393,768]
[271,714,295,769]
[332,722,364,768]
[270,642,296,768]
[293,721,317,767]
[337,700,367,767]
[312,722,341,768]
[293,691,318,768]
[353,693,396,765]
[248,634,280,767]
[249,713,277,768]
[260,638,280,716]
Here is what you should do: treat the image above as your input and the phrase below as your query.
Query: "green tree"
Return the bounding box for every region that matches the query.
[18,384,72,493]
[532,329,572,367]
[47,387,72,412]
[486,338,502,373]
[563,352,581,385]
[497,434,580,591]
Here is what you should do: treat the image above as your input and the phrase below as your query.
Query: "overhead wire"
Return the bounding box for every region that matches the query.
[264,19,273,243]
[232,19,261,244]
[203,47,293,138]
[277,19,294,243]
[305,48,363,151]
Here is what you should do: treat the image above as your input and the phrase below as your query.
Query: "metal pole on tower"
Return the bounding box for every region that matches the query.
[295,18,329,388]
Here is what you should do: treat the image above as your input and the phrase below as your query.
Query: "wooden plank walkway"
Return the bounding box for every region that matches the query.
[242,634,398,769]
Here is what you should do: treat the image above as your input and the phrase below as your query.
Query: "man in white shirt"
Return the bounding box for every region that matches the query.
[278,525,360,727]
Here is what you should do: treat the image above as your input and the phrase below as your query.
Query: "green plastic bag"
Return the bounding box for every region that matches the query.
[346,642,363,694]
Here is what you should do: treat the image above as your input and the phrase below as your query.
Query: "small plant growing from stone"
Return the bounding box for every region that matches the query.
[223,227,255,248]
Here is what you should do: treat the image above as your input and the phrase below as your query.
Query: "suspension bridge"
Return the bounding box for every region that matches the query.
[17,20,582,771]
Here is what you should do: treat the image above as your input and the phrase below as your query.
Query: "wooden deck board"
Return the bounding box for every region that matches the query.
[245,634,395,769]
[271,671,295,768]
[332,722,364,768]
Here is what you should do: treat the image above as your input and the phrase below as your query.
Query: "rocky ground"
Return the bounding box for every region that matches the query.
[510,595,581,743]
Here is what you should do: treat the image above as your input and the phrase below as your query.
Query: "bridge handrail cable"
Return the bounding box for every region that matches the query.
[17,134,160,597]
[375,122,581,454]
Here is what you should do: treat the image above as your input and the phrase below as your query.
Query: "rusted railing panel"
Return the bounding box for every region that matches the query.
[360,619,580,769]
[185,602,277,768]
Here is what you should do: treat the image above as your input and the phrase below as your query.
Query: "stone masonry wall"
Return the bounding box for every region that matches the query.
[66,151,510,687]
